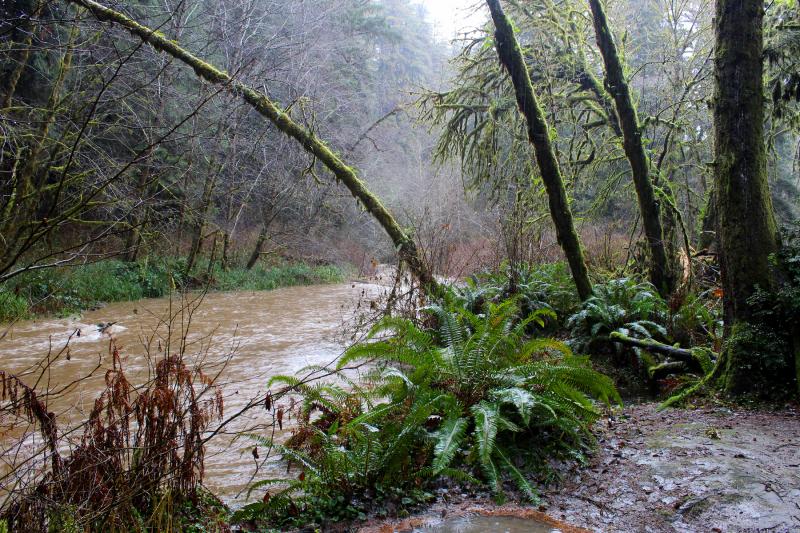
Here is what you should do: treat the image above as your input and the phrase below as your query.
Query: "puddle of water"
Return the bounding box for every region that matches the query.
[411,514,562,533]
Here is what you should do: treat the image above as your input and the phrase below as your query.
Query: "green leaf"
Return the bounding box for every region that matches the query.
[432,417,468,473]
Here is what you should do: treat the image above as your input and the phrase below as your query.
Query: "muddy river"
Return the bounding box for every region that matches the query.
[0,282,384,504]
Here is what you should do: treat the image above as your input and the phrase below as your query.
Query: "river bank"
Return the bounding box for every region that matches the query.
[0,258,347,322]
[3,275,797,532]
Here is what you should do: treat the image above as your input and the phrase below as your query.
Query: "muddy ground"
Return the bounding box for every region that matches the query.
[544,402,800,532]
[362,402,799,533]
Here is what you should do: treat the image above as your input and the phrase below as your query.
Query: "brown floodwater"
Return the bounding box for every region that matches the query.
[0,282,384,504]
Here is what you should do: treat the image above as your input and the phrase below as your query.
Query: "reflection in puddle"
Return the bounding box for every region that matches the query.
[412,514,561,533]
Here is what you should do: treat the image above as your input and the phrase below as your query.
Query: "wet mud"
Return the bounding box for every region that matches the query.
[545,403,800,532]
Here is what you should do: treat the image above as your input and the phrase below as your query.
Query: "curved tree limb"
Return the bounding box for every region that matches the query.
[66,0,437,290]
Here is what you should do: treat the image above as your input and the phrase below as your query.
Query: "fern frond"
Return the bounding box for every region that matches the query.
[495,446,540,503]
[432,416,468,473]
[490,387,535,425]
[471,401,499,466]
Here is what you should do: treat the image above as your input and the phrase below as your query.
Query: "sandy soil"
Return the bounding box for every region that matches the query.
[544,403,800,532]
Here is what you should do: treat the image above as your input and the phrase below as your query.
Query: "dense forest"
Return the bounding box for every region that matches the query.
[1,0,798,531]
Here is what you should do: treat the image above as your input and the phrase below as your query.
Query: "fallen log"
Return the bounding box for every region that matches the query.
[608,332,716,373]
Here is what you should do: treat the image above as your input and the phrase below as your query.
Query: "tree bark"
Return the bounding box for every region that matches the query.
[67,0,437,291]
[246,225,268,270]
[712,0,794,396]
[221,231,231,271]
[714,0,778,323]
[485,0,593,301]
[588,0,676,298]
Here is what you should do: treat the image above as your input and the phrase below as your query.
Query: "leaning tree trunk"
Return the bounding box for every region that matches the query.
[588,0,676,298]
[67,0,437,291]
[247,225,268,270]
[712,0,796,396]
[185,171,217,275]
[246,229,267,270]
[485,0,593,301]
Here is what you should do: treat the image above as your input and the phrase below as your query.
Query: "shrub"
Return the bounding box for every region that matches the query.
[453,262,580,328]
[1,340,224,531]
[0,290,28,322]
[567,277,669,366]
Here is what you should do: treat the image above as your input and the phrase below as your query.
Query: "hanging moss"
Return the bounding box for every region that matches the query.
[588,0,677,298]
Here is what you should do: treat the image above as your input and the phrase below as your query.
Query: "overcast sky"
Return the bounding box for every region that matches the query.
[416,0,487,41]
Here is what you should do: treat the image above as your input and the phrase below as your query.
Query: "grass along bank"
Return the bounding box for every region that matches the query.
[0,258,347,322]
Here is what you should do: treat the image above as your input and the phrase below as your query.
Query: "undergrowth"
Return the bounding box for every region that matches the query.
[0,258,346,321]
[1,335,226,531]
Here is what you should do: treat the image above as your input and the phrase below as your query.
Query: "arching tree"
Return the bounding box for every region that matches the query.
[54,0,438,290]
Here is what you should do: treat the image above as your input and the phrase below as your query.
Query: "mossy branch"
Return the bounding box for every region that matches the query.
[609,331,716,371]
[67,0,436,289]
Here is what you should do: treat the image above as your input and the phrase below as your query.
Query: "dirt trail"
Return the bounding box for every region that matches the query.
[545,403,800,532]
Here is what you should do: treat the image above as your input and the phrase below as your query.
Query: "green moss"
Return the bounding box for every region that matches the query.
[718,321,795,399]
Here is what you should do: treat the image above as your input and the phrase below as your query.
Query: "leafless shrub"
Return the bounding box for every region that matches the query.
[0,296,226,532]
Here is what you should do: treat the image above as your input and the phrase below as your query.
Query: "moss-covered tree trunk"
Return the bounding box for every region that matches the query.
[68,0,437,291]
[588,0,676,298]
[485,0,593,301]
[713,0,794,397]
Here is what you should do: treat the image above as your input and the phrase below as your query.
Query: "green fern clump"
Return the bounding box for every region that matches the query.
[349,300,619,498]
[453,262,580,327]
[669,291,723,349]
[244,298,619,527]
[567,277,668,354]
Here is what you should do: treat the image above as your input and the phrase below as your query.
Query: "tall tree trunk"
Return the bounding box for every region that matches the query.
[221,231,231,271]
[588,0,676,298]
[698,187,718,252]
[485,0,593,301]
[712,0,795,396]
[68,0,437,291]
[185,171,217,274]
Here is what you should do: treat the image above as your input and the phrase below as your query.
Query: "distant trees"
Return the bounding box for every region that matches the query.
[0,0,455,282]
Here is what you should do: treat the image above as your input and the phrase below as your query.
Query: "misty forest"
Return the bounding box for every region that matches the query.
[1,0,799,531]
